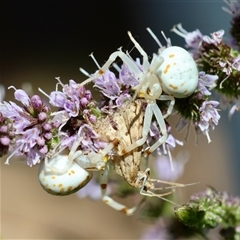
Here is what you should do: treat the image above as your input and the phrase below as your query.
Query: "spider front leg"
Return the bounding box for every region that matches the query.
[143,95,174,155]
[144,103,168,155]
[80,50,142,86]
[100,162,145,216]
[122,102,168,155]
[120,102,153,155]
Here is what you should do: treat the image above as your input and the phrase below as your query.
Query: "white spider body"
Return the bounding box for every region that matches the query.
[38,130,114,196]
[157,46,198,98]
[38,154,92,196]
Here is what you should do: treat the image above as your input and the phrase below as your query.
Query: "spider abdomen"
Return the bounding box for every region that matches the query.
[157,46,198,98]
[38,155,92,196]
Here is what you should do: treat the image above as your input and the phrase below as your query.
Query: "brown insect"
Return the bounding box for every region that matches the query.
[88,99,193,215]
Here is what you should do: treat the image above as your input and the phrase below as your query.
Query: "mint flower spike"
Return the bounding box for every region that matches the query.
[38,77,99,131]
[0,86,60,166]
[171,23,203,59]
[173,23,240,100]
[199,29,240,96]
[175,187,240,234]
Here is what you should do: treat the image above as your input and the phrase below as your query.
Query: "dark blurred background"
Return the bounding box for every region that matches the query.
[0,0,231,87]
[1,1,240,239]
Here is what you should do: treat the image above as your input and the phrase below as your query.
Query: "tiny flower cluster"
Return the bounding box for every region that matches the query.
[0,112,15,158]
[172,1,240,118]
[0,87,60,166]
[175,187,240,239]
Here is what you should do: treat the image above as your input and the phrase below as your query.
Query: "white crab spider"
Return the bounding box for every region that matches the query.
[80,29,198,156]
[38,128,115,196]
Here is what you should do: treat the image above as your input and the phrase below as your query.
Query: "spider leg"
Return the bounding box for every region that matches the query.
[137,168,181,206]
[128,31,164,100]
[127,31,149,72]
[100,163,145,216]
[138,168,175,197]
[158,95,175,119]
[150,178,199,189]
[132,56,163,100]
[121,103,153,155]
[80,50,142,86]
[43,125,87,174]
[144,103,168,155]
[87,139,119,169]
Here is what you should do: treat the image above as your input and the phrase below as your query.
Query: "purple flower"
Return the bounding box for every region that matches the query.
[228,98,240,118]
[49,90,66,107]
[198,72,218,95]
[218,60,233,76]
[39,78,97,125]
[11,87,31,106]
[58,124,106,157]
[115,93,132,106]
[0,136,10,146]
[202,30,225,46]
[118,63,139,88]
[0,101,31,133]
[149,122,183,156]
[94,70,121,100]
[232,56,240,71]
[0,86,62,165]
[171,23,203,58]
[0,113,15,157]
[198,100,220,142]
[4,127,43,166]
